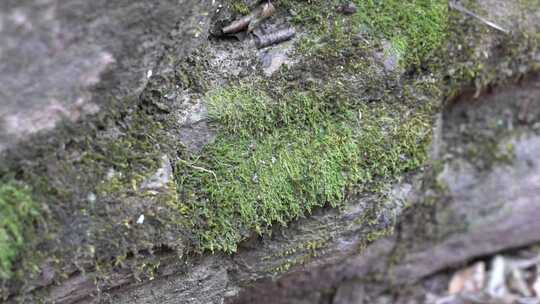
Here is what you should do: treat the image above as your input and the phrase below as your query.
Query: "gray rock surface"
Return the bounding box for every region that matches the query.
[0,0,212,153]
[140,155,173,191]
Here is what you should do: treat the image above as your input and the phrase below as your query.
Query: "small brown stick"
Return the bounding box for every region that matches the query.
[255,27,296,49]
[449,0,509,34]
[222,2,275,35]
[247,2,276,33]
[222,15,253,35]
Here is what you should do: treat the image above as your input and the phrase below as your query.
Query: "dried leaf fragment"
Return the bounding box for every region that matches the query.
[448,261,486,294]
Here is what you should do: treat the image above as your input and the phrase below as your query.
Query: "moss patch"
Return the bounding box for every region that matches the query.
[0,182,39,279]
[231,1,250,15]
[280,0,447,67]
[165,0,446,253]
[87,109,166,197]
[444,1,540,99]
[174,83,433,252]
[352,0,447,65]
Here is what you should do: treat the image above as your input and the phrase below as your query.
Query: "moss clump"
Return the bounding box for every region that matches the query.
[0,182,39,279]
[443,0,540,99]
[281,0,447,67]
[168,0,443,253]
[352,0,447,65]
[174,85,433,252]
[231,2,250,15]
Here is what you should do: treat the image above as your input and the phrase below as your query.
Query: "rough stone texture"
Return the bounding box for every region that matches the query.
[0,0,212,153]
[333,281,367,304]
[2,0,422,301]
[259,40,295,76]
[140,155,173,191]
[0,0,217,301]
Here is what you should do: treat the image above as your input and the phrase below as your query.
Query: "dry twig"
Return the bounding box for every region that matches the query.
[449,0,509,34]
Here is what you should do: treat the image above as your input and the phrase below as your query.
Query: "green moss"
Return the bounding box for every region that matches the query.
[281,0,447,67]
[0,0,446,289]
[352,0,447,65]
[231,1,250,15]
[174,84,433,252]
[85,108,166,197]
[444,2,540,99]
[266,239,330,275]
[0,182,39,279]
[0,95,178,287]
[263,238,325,261]
[464,135,516,170]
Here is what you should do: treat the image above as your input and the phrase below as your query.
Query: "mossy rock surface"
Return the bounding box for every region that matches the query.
[165,0,447,252]
[12,0,540,301]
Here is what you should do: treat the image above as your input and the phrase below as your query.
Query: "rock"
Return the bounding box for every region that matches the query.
[333,281,366,304]
[337,3,358,15]
[0,1,216,296]
[373,40,401,73]
[0,0,214,153]
[3,0,540,303]
[260,43,293,76]
[179,120,216,153]
[227,4,540,296]
[140,155,173,191]
[178,102,216,153]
